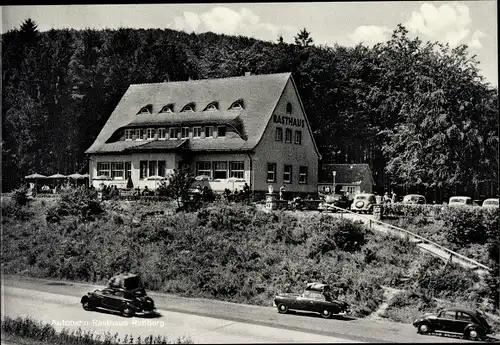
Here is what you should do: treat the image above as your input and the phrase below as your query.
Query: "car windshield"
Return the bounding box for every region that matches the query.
[450,198,466,203]
[356,196,367,200]
[485,200,499,205]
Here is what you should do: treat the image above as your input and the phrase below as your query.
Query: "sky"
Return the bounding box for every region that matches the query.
[2,2,498,86]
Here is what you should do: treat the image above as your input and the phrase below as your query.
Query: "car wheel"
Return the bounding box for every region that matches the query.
[277,304,289,314]
[465,328,482,341]
[418,323,432,335]
[82,300,93,311]
[121,304,135,317]
[321,309,332,319]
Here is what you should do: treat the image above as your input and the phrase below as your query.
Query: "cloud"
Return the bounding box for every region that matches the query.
[404,2,480,48]
[348,25,392,45]
[173,6,296,43]
[468,30,485,49]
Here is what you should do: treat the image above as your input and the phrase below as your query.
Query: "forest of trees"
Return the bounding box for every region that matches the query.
[2,19,498,200]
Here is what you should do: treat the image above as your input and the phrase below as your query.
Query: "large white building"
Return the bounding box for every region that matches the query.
[86,72,321,196]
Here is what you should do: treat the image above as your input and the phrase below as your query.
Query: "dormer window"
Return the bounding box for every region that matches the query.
[137,105,152,115]
[181,103,195,112]
[286,102,292,114]
[160,104,174,113]
[229,99,244,110]
[204,102,219,111]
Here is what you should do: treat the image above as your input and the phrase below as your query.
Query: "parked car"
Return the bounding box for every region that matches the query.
[413,307,493,340]
[350,193,376,214]
[482,198,499,209]
[273,282,350,319]
[402,194,427,205]
[448,196,473,207]
[318,192,351,212]
[81,274,157,317]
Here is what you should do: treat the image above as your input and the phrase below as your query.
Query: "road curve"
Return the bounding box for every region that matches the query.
[2,275,475,343]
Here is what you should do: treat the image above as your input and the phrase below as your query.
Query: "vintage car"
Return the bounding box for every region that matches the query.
[448,196,473,207]
[350,193,377,214]
[81,274,156,317]
[413,307,493,340]
[402,194,427,205]
[318,193,351,212]
[273,282,350,319]
[482,198,499,209]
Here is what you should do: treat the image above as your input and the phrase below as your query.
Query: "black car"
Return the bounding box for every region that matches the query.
[413,307,493,341]
[273,282,350,319]
[81,274,157,317]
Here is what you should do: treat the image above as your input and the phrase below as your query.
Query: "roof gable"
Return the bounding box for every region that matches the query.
[319,164,373,184]
[86,73,291,154]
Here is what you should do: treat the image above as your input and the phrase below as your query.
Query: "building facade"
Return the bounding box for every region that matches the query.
[86,73,321,196]
[317,163,374,199]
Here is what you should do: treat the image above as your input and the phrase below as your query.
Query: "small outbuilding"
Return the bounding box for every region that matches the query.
[318,163,374,200]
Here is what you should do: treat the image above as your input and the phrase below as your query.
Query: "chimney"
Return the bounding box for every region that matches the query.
[245,72,251,76]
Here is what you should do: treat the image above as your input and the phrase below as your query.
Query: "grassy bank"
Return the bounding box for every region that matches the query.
[0,316,193,344]
[1,189,497,320]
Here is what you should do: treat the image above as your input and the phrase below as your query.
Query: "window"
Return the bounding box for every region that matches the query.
[135,128,144,140]
[158,128,166,140]
[205,126,214,138]
[299,166,308,184]
[97,162,110,177]
[148,161,158,177]
[196,161,211,177]
[229,100,244,110]
[347,186,355,194]
[204,102,218,111]
[169,127,180,139]
[138,106,151,114]
[158,161,166,177]
[440,310,456,320]
[217,126,226,137]
[125,129,134,141]
[458,312,472,321]
[193,127,202,138]
[283,165,292,183]
[294,130,302,144]
[285,128,292,143]
[111,162,124,179]
[229,161,244,179]
[181,103,195,112]
[160,104,174,113]
[267,163,277,182]
[275,128,283,141]
[125,162,131,179]
[146,128,156,140]
[181,127,190,139]
[213,161,228,179]
[140,161,147,179]
[286,102,292,114]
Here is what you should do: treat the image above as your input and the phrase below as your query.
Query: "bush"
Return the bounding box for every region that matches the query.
[12,186,29,206]
[382,290,438,323]
[46,186,103,223]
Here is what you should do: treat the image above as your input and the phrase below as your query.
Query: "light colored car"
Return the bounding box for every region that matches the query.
[448,196,473,207]
[402,194,427,205]
[350,193,376,214]
[482,198,499,208]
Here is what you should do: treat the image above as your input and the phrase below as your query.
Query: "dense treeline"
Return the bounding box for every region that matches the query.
[2,20,498,198]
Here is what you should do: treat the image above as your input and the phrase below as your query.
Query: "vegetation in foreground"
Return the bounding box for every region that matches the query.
[1,316,193,345]
[2,188,498,321]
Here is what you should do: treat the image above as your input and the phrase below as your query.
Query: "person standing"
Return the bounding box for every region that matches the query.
[279,185,285,200]
[391,191,397,203]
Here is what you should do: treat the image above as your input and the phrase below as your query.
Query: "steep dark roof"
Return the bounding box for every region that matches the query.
[124,139,188,152]
[319,164,373,185]
[86,73,291,154]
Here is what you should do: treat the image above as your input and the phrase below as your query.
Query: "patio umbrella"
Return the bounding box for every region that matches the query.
[227,177,240,191]
[25,173,47,179]
[48,173,67,179]
[194,175,211,181]
[145,175,166,181]
[81,173,89,178]
[94,175,111,180]
[67,173,85,179]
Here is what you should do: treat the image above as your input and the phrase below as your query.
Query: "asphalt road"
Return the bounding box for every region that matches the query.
[1,276,477,343]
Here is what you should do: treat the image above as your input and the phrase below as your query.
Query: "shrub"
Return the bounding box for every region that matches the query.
[382,290,438,323]
[12,186,29,206]
[46,186,103,223]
